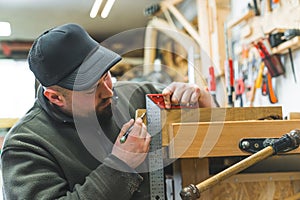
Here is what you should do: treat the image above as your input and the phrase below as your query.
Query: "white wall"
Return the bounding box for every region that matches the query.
[275,50,300,117]
[0,59,35,118]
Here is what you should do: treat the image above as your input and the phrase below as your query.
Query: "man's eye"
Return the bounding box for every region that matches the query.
[103,73,108,79]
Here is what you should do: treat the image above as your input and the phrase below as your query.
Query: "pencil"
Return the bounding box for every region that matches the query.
[120,112,146,144]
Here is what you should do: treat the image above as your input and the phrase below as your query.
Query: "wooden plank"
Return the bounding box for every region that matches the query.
[145,17,204,85]
[227,10,255,29]
[0,118,18,129]
[143,24,158,75]
[290,112,300,120]
[208,179,299,200]
[213,1,230,75]
[272,36,300,54]
[204,172,300,200]
[169,119,300,158]
[197,0,212,73]
[159,106,282,145]
[138,106,282,152]
[224,172,300,183]
[285,192,300,200]
[180,158,211,200]
[162,1,202,46]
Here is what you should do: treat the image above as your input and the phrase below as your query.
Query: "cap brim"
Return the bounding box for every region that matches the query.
[57,46,121,91]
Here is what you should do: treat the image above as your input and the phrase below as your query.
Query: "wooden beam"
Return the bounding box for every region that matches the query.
[224,172,300,183]
[169,119,300,158]
[143,24,158,75]
[285,192,300,200]
[0,118,18,129]
[162,1,202,46]
[145,18,208,86]
[180,158,211,199]
[159,106,282,145]
[197,0,212,70]
[227,10,256,29]
[290,112,300,120]
[272,36,300,54]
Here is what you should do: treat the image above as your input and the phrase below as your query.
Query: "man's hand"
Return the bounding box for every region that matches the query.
[162,82,214,109]
[112,118,151,169]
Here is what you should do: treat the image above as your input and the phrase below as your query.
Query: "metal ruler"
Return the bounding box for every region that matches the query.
[146,94,165,200]
[146,94,198,199]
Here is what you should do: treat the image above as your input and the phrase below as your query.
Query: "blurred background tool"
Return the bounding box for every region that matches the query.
[208,66,220,107]
[287,48,297,83]
[253,39,285,77]
[235,78,245,107]
[224,23,235,107]
[266,72,278,104]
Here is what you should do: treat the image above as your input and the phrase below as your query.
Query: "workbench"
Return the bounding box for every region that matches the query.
[139,106,300,200]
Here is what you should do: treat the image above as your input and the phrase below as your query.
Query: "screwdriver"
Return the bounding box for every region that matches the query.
[120,112,146,144]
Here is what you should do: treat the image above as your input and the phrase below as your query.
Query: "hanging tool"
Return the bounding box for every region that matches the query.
[235,78,245,107]
[269,32,285,48]
[266,72,278,104]
[282,29,300,41]
[253,39,285,77]
[180,129,300,200]
[261,68,278,104]
[250,62,264,107]
[288,48,297,83]
[255,62,265,89]
[261,73,268,96]
[208,66,220,107]
[224,23,235,107]
[144,3,161,16]
[280,29,300,83]
[247,0,260,16]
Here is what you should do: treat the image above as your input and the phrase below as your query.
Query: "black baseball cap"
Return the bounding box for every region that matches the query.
[28,23,122,91]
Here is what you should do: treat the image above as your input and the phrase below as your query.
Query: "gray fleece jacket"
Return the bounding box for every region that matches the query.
[1,81,159,200]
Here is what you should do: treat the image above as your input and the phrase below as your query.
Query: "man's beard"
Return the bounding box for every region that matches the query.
[96,102,113,123]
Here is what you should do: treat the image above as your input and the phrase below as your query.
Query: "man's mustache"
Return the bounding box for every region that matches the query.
[100,97,112,105]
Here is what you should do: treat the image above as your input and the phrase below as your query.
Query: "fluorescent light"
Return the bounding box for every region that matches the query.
[90,0,103,18]
[0,22,11,36]
[101,0,115,18]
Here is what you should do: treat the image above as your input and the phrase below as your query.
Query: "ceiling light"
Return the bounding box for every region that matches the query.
[0,22,11,36]
[90,0,103,18]
[101,0,115,19]
[90,0,116,19]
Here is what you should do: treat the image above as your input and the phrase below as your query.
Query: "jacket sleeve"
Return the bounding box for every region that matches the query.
[1,140,143,200]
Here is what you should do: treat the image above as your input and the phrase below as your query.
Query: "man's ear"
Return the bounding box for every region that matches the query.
[43,88,65,107]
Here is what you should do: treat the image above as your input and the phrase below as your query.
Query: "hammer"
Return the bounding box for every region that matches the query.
[180,129,300,200]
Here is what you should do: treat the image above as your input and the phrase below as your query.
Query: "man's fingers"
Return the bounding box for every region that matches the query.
[144,133,151,152]
[162,93,172,109]
[190,87,201,103]
[120,119,134,136]
[139,123,147,138]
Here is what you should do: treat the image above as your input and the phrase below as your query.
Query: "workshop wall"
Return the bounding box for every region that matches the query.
[229,0,300,118]
[275,51,300,117]
[250,51,300,118]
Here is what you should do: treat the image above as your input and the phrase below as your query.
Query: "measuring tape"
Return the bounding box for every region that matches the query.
[146,94,165,200]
